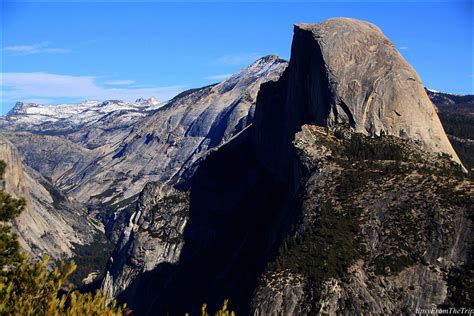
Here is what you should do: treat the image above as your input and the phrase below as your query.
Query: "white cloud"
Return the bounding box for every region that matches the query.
[3,42,70,56]
[398,46,409,50]
[204,74,232,81]
[103,80,136,85]
[0,72,185,104]
[217,52,261,66]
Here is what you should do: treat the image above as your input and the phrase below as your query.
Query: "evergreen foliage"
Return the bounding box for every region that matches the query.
[271,202,361,284]
[0,191,25,222]
[343,133,405,161]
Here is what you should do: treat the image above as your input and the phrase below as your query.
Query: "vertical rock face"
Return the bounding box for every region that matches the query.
[101,127,304,315]
[254,18,462,183]
[0,138,27,199]
[102,183,189,299]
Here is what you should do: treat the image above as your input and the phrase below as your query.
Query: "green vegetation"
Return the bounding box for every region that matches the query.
[0,191,26,222]
[335,165,379,200]
[451,139,474,174]
[0,160,125,315]
[0,257,125,315]
[268,132,412,286]
[343,133,405,161]
[271,202,361,283]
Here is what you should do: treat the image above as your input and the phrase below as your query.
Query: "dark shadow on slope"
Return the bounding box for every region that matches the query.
[119,129,302,315]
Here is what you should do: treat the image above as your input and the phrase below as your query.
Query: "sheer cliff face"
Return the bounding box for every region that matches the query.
[102,183,189,300]
[0,138,103,260]
[0,138,26,199]
[100,18,471,315]
[254,18,461,182]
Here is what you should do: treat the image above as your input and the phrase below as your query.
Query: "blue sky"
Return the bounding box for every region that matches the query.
[1,1,472,114]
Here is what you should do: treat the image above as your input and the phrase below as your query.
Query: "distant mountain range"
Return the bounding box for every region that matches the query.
[426,88,474,113]
[2,97,160,133]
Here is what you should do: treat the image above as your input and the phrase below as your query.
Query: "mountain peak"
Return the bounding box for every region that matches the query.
[214,55,287,94]
[258,54,284,63]
[253,17,463,181]
[295,17,382,32]
[135,96,159,106]
[306,18,460,162]
[6,102,39,116]
[250,54,286,67]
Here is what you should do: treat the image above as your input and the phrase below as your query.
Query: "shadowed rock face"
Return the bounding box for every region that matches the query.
[254,18,462,183]
[103,130,297,315]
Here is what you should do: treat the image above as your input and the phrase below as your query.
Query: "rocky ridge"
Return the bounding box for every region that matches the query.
[1,56,287,244]
[102,183,189,300]
[100,18,472,314]
[66,55,287,206]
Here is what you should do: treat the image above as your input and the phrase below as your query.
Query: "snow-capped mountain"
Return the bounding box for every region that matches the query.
[1,97,161,132]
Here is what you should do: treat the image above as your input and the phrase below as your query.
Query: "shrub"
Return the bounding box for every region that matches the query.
[344,133,404,161]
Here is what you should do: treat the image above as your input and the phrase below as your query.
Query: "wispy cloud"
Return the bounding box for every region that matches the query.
[204,74,232,81]
[0,72,185,105]
[103,80,136,85]
[78,39,99,46]
[398,46,409,50]
[216,52,261,66]
[3,42,70,56]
